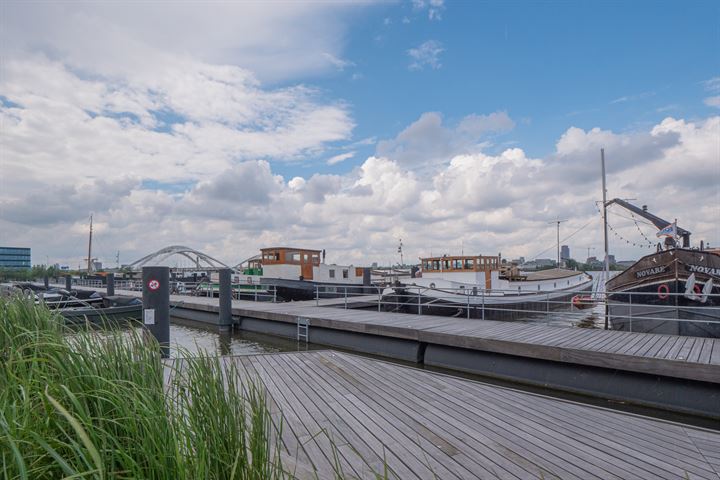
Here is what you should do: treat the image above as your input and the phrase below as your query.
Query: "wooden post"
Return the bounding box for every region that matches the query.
[218,268,232,332]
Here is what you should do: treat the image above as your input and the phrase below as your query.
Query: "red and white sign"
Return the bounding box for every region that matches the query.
[148,279,160,291]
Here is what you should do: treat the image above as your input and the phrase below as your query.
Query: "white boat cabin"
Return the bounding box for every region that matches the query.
[418,254,591,293]
[261,247,366,284]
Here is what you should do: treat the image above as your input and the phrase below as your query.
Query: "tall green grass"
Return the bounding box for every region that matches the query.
[0,295,284,479]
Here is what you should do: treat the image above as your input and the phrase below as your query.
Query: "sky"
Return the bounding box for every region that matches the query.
[0,0,718,269]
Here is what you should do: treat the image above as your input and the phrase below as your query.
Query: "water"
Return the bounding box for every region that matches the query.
[168,319,325,356]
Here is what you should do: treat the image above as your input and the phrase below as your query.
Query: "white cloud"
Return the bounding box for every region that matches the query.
[412,0,445,21]
[701,77,720,108]
[327,151,356,165]
[408,40,444,70]
[376,111,515,167]
[704,96,720,108]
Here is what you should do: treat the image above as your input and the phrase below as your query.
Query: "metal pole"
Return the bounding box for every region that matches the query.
[629,291,633,333]
[601,148,610,330]
[43,276,49,289]
[142,266,170,358]
[466,293,470,319]
[344,287,348,309]
[546,292,550,324]
[106,273,115,296]
[65,275,72,291]
[418,288,422,315]
[316,285,319,306]
[481,289,485,320]
[218,268,232,332]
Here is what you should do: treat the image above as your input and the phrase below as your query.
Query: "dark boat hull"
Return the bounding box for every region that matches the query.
[262,278,376,302]
[60,296,143,324]
[606,249,720,338]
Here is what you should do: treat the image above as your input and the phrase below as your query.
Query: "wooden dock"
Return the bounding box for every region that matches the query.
[180,350,720,479]
[53,283,720,417]
[177,295,720,384]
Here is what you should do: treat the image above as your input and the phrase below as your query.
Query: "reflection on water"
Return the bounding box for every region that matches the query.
[169,318,324,357]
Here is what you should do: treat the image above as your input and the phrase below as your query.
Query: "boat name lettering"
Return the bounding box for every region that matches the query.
[635,266,667,278]
[687,264,720,278]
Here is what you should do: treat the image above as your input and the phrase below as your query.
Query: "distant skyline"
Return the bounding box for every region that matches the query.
[1,1,718,268]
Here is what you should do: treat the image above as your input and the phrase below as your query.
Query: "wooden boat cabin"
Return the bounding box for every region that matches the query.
[420,255,501,289]
[260,247,367,284]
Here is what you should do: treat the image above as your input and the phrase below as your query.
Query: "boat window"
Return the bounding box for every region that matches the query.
[442,260,450,270]
[432,260,440,270]
[343,269,348,279]
[303,253,309,262]
[452,259,462,269]
[329,269,335,278]
[312,254,320,265]
[289,252,301,263]
[464,259,473,269]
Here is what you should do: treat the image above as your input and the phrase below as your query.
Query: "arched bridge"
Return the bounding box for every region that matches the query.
[127,245,233,272]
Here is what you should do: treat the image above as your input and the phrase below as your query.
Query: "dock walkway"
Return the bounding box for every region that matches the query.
[177,294,720,384]
[185,350,720,479]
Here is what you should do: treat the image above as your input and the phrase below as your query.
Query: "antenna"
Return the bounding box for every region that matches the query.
[548,218,567,268]
[116,250,120,269]
[87,214,93,274]
[397,238,404,266]
[586,246,596,262]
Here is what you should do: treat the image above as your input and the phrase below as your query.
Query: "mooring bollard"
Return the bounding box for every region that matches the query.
[107,273,115,297]
[142,266,170,358]
[43,276,49,289]
[218,268,232,332]
[65,275,72,291]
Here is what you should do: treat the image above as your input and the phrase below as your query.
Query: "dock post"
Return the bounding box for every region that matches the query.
[142,266,170,358]
[65,275,72,291]
[43,276,49,289]
[107,273,115,296]
[218,268,232,332]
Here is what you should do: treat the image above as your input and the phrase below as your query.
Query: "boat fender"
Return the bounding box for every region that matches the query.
[657,284,670,300]
[429,283,436,289]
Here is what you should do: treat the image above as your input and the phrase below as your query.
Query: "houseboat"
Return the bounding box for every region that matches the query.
[606,248,720,337]
[249,247,373,301]
[385,254,593,319]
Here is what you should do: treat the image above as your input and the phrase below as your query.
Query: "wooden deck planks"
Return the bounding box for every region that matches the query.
[225,351,720,480]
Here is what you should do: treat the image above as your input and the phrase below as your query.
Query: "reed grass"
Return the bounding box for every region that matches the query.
[0,295,284,480]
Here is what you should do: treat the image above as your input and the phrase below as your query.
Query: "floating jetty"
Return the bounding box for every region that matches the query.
[50,283,720,419]
[170,350,720,479]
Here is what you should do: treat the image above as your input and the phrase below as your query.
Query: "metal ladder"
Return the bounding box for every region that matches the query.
[297,316,309,343]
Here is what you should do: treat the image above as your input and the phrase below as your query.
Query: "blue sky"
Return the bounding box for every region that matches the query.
[1,1,718,266]
[273,0,719,179]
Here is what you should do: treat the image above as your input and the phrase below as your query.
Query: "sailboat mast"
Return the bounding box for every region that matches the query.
[601,149,610,330]
[87,214,93,273]
[601,149,610,276]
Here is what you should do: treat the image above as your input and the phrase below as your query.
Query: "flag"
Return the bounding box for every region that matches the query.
[656,222,677,238]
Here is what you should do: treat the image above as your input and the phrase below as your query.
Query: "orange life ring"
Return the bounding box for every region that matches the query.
[657,284,669,299]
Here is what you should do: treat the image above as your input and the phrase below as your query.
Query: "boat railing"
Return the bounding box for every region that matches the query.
[309,282,720,333]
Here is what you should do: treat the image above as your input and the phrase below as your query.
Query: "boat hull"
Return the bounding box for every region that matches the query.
[385,280,593,320]
[262,278,376,302]
[606,249,720,338]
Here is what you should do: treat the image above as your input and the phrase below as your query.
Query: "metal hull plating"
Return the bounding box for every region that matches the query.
[606,249,720,338]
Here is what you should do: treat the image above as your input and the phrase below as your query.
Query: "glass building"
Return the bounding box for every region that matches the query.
[0,247,31,269]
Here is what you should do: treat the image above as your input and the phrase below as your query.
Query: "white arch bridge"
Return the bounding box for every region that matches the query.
[127,245,234,273]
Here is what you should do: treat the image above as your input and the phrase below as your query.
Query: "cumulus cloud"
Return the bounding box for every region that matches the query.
[376,111,515,167]
[408,40,444,70]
